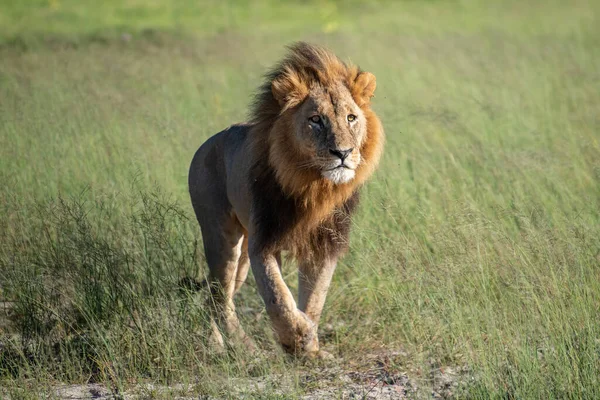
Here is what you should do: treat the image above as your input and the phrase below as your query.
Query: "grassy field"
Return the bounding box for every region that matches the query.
[1,0,600,398]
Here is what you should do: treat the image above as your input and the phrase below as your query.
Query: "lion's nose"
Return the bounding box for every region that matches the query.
[329,148,353,161]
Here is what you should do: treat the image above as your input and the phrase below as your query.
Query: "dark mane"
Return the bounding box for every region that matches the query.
[250,158,360,259]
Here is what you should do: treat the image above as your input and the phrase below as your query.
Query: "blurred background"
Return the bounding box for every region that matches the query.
[1,1,599,398]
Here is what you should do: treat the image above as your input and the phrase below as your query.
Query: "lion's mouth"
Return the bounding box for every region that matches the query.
[321,165,356,185]
[324,164,353,172]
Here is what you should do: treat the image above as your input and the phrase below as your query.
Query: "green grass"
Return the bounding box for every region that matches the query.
[1,0,600,398]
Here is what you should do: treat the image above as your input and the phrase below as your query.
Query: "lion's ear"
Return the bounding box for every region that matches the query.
[271,71,309,111]
[352,71,376,107]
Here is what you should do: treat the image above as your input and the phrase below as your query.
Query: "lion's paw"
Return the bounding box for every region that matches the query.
[277,311,321,357]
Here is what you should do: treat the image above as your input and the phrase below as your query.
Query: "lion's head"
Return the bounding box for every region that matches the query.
[272,67,377,185]
[250,42,383,231]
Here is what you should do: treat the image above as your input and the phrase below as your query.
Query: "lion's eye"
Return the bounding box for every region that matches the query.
[347,114,357,122]
[309,115,322,124]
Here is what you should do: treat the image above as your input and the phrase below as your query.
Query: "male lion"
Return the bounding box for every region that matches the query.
[188,42,384,357]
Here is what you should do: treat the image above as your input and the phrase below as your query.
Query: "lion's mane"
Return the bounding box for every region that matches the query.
[248,42,384,259]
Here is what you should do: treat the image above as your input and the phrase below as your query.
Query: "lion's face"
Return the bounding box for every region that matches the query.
[291,81,367,185]
[268,48,380,192]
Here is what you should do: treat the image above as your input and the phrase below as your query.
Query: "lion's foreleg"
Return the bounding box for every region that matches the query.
[298,257,337,326]
[249,246,319,356]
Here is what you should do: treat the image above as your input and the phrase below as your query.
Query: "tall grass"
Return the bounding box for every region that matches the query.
[0,189,294,397]
[1,0,600,398]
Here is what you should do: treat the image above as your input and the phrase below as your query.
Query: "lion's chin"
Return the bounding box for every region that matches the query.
[321,168,355,185]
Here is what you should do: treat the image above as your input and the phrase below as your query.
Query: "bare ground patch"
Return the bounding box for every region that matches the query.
[5,349,470,399]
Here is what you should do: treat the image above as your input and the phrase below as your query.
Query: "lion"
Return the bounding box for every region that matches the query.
[188,42,384,357]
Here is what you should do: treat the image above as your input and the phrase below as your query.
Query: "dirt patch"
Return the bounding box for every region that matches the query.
[21,349,469,399]
[54,384,113,399]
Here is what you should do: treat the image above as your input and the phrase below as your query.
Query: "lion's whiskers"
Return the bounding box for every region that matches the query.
[296,158,328,170]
